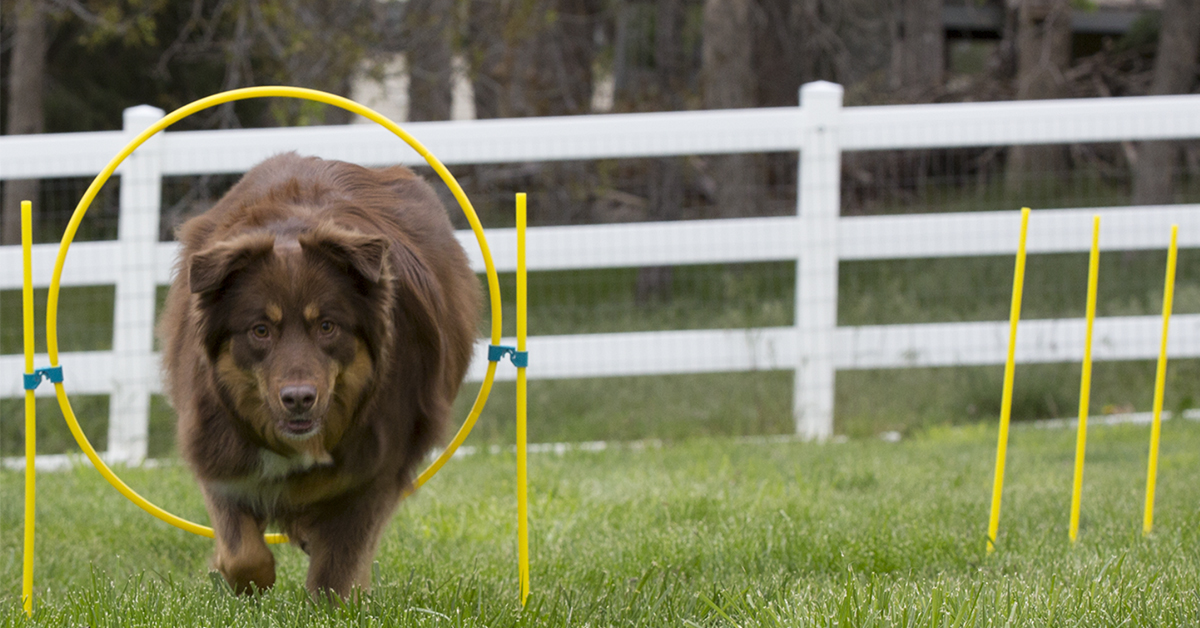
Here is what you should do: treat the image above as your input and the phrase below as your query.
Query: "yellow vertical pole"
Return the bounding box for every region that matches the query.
[515,193,530,605]
[987,207,1030,554]
[21,200,37,617]
[1143,224,1178,536]
[1069,215,1100,543]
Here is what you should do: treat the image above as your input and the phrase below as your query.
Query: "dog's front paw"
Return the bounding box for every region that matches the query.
[213,547,276,594]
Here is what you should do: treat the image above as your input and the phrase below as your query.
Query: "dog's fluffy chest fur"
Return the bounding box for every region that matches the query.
[210,449,332,512]
[259,448,326,480]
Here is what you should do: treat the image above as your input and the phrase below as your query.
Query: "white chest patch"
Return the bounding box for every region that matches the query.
[210,449,329,513]
[259,449,321,480]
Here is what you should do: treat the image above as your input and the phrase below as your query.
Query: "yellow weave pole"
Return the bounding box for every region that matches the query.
[1143,224,1178,536]
[987,206,1030,554]
[1069,215,1100,544]
[516,193,530,606]
[21,200,36,617]
[45,86,503,544]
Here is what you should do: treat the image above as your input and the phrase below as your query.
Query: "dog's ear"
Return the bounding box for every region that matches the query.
[299,227,390,284]
[388,241,451,424]
[188,233,275,294]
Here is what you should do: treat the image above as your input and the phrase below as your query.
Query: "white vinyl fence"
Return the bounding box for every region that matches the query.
[4,81,1200,464]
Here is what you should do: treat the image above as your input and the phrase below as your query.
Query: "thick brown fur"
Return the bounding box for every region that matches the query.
[159,153,480,598]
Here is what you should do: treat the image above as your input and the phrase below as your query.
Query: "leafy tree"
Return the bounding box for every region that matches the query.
[1132,0,1200,205]
[1,0,382,242]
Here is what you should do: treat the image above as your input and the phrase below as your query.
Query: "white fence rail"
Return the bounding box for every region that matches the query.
[3,81,1200,463]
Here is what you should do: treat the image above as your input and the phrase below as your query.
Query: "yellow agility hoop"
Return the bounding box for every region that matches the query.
[46,86,504,544]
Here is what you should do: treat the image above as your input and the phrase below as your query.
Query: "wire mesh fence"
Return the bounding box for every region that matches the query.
[838,140,1200,436]
[3,87,1200,463]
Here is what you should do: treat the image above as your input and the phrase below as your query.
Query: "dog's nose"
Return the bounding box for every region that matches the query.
[280,385,317,414]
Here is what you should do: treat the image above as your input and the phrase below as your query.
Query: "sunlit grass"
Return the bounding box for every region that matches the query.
[2,420,1197,626]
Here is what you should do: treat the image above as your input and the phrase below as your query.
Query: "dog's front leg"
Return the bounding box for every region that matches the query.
[204,489,275,594]
[295,485,400,599]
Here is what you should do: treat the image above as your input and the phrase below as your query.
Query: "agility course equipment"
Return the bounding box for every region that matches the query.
[20,201,36,617]
[1069,216,1100,544]
[18,86,531,615]
[987,208,1180,551]
[986,207,1030,554]
[516,193,530,606]
[1143,225,1179,536]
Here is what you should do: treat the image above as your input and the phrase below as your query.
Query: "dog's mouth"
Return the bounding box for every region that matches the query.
[278,416,321,440]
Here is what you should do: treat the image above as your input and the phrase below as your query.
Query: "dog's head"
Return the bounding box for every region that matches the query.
[186,220,441,456]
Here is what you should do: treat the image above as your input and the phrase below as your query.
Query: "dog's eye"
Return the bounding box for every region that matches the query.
[251,324,271,339]
[319,320,336,335]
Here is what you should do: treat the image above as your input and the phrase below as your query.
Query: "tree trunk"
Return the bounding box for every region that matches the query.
[753,0,797,107]
[628,0,691,303]
[889,0,944,100]
[702,0,759,218]
[468,0,601,120]
[467,0,504,119]
[542,0,600,116]
[405,0,454,122]
[1133,0,1200,205]
[703,0,754,110]
[1006,0,1071,194]
[3,0,47,245]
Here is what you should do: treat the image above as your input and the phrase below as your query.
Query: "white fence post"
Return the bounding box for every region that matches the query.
[107,105,165,465]
[794,81,844,440]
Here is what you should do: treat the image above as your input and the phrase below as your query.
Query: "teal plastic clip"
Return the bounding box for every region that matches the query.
[488,345,529,368]
[23,366,64,391]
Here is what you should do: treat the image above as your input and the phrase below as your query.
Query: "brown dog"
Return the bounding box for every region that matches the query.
[159,153,480,597]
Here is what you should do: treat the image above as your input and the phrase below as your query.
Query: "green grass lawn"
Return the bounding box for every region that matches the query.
[2,419,1198,626]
